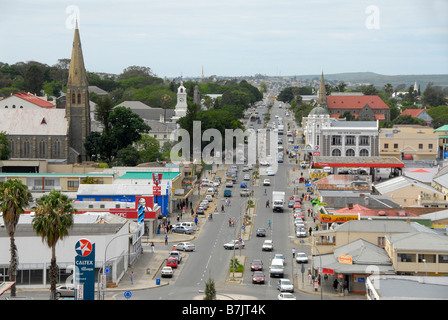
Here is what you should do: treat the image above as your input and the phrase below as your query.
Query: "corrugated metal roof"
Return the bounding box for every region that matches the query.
[0,109,67,135]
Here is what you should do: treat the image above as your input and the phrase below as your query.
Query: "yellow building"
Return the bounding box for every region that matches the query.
[379,125,439,160]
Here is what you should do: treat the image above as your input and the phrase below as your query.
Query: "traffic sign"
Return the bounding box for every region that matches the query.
[124,291,132,299]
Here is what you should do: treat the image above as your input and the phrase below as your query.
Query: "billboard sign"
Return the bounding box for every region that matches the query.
[74,238,95,300]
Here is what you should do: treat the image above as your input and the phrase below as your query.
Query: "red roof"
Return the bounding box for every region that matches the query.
[400,109,424,117]
[327,95,389,110]
[14,92,54,108]
[335,204,417,217]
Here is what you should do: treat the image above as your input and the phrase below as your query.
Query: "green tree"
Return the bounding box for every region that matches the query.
[136,135,161,163]
[0,179,32,297]
[115,145,140,166]
[24,64,45,94]
[32,190,75,300]
[0,131,11,160]
[423,82,447,107]
[203,277,216,300]
[94,95,114,133]
[384,83,393,97]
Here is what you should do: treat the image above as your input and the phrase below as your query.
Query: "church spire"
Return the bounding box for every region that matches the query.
[67,21,88,87]
[317,71,327,108]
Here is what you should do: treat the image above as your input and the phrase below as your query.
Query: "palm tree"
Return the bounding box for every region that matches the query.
[0,179,32,297]
[32,189,75,300]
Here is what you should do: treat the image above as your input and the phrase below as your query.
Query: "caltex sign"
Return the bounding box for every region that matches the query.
[75,238,95,300]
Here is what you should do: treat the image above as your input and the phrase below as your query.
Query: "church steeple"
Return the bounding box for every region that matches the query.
[65,21,90,163]
[67,21,88,87]
[317,71,327,108]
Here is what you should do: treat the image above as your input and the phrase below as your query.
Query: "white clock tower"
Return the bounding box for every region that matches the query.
[174,81,188,119]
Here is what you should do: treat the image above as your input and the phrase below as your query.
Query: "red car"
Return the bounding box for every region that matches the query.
[252,271,265,284]
[250,259,263,271]
[166,256,178,268]
[293,204,301,209]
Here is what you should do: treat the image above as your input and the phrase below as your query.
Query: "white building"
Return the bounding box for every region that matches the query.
[0,213,140,287]
[303,73,379,158]
[172,82,188,121]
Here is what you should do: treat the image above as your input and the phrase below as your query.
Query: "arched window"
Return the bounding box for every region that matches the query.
[77,93,82,104]
[39,140,46,157]
[23,140,30,157]
[346,149,355,157]
[72,93,76,103]
[54,140,60,157]
[332,149,341,156]
[360,149,369,157]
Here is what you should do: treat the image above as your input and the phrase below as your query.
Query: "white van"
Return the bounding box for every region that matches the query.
[323,167,331,174]
[180,221,196,230]
[269,258,284,277]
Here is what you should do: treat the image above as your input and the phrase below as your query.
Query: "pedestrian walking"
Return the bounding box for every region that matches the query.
[222,204,225,212]
[292,248,296,258]
[130,271,134,285]
[309,227,312,236]
[151,242,155,253]
[268,220,271,229]
[165,235,168,245]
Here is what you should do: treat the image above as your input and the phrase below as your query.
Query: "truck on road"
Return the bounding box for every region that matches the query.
[272,191,285,212]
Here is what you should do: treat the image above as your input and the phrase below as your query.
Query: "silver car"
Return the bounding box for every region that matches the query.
[173,242,196,252]
[55,285,75,298]
[277,278,294,292]
[161,266,173,278]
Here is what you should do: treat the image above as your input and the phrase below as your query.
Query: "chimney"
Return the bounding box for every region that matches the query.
[348,203,353,209]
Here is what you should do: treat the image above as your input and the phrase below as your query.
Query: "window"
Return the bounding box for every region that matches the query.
[439,254,448,263]
[77,93,81,104]
[67,180,79,189]
[332,149,341,156]
[345,149,355,157]
[345,136,355,146]
[419,144,423,149]
[359,136,370,146]
[429,144,433,149]
[384,143,389,149]
[377,237,385,247]
[39,140,46,157]
[72,93,76,103]
[359,149,369,157]
[54,140,60,157]
[332,135,342,146]
[23,140,30,157]
[394,144,398,149]
[397,253,415,262]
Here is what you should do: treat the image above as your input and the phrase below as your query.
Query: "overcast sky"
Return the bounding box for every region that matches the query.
[1,0,447,78]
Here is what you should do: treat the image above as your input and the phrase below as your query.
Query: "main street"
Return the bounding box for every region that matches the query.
[109,98,318,300]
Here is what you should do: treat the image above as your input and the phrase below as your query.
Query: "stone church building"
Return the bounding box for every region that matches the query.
[0,23,90,164]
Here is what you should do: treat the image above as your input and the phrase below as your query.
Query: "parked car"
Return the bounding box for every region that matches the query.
[267,169,275,176]
[240,181,247,188]
[223,240,245,250]
[243,174,250,181]
[55,285,75,298]
[196,206,205,215]
[173,242,196,252]
[205,194,213,202]
[263,179,271,186]
[206,187,215,196]
[225,181,234,187]
[172,225,194,234]
[169,251,182,263]
[224,189,232,197]
[277,278,294,292]
[200,200,209,209]
[252,271,265,284]
[161,266,173,278]
[295,252,308,264]
[166,256,178,268]
[240,189,250,197]
[296,227,306,238]
[262,240,274,251]
[256,228,266,237]
[250,259,263,271]
[288,200,295,208]
[278,292,296,300]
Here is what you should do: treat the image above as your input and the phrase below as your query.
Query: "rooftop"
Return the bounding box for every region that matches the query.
[326,95,389,110]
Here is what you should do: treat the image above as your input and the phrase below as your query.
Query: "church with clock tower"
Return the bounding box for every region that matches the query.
[174,81,188,119]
